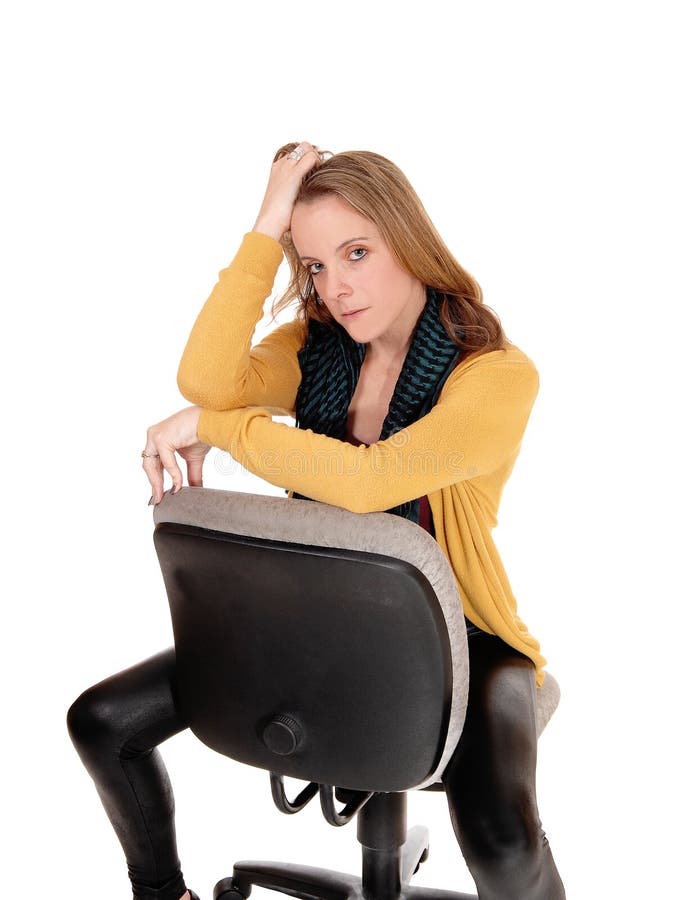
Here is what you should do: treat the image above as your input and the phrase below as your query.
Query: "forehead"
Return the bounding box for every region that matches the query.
[291,195,379,253]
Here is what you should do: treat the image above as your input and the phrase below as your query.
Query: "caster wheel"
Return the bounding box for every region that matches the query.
[214,877,251,900]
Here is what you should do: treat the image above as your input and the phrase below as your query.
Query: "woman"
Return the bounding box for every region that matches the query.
[68,142,566,900]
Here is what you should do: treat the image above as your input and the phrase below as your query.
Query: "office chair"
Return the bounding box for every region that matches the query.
[153,487,560,900]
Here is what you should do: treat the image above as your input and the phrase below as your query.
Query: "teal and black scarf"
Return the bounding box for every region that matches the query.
[292,288,461,526]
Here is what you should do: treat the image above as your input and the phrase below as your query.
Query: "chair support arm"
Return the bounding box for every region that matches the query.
[320,784,374,827]
[270,773,319,814]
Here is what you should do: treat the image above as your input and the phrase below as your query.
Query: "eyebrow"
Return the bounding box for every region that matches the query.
[300,236,371,262]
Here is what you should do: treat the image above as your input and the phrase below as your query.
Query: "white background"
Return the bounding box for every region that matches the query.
[2,2,689,898]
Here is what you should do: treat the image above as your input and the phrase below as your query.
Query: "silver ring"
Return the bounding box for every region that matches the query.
[288,146,306,161]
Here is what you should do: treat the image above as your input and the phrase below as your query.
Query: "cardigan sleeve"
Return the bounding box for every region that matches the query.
[177,231,306,414]
[198,347,540,513]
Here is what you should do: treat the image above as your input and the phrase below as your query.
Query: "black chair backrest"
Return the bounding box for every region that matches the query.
[153,488,469,793]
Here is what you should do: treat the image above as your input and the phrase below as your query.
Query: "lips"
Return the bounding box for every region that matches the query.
[342,308,367,318]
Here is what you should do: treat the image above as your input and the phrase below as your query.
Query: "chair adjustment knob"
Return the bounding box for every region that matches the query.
[262,714,303,756]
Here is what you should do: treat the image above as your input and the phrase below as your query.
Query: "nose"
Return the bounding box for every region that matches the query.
[322,267,352,303]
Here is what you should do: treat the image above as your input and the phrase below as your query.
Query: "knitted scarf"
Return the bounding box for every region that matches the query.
[292,288,462,525]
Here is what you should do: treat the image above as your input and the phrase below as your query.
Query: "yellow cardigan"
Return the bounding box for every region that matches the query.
[178,231,547,684]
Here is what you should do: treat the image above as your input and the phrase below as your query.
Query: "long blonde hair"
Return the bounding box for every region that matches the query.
[273,143,506,358]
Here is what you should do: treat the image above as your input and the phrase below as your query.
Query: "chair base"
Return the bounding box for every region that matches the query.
[214,826,476,900]
[215,860,476,900]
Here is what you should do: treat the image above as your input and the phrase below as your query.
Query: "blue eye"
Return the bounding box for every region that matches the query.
[309,262,324,275]
[349,248,367,261]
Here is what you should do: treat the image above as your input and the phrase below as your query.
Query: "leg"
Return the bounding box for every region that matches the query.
[67,648,190,900]
[441,633,566,900]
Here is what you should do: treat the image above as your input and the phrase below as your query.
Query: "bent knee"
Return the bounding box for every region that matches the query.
[67,682,123,757]
[460,810,544,872]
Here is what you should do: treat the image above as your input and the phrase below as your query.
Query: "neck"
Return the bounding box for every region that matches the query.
[365,342,408,371]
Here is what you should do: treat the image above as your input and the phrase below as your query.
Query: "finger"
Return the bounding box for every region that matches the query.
[142,452,164,504]
[300,147,322,171]
[158,445,184,497]
[289,142,322,170]
[186,455,204,488]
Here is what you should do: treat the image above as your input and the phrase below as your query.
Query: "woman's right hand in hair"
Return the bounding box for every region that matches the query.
[252,141,322,241]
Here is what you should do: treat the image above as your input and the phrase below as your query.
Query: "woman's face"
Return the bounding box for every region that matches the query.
[290,194,426,350]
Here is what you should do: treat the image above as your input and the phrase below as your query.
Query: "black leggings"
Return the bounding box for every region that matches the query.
[67,632,565,900]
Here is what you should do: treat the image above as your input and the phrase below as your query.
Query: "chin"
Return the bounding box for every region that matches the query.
[342,324,378,344]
